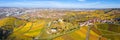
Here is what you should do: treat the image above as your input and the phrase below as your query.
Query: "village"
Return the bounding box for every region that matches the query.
[45,18,114,35]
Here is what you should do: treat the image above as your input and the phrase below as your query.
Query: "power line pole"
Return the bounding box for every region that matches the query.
[86,25,91,40]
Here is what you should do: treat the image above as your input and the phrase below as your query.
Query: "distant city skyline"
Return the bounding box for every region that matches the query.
[0,0,120,8]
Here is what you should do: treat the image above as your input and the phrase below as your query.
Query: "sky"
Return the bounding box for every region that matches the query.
[0,0,120,8]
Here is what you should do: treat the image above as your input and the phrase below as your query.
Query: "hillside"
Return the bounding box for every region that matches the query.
[0,8,120,40]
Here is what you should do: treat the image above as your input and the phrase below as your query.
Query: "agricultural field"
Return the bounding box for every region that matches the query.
[0,8,120,40]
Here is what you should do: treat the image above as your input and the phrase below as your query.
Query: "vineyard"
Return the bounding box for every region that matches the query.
[0,9,120,40]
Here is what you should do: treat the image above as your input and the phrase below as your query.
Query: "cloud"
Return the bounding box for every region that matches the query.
[78,0,86,2]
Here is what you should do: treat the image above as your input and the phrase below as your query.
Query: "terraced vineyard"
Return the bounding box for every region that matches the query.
[0,8,120,40]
